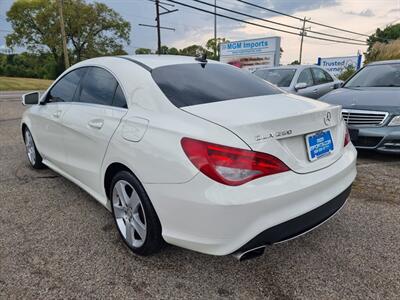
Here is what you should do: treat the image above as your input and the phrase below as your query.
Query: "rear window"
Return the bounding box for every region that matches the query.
[152,63,282,107]
[253,68,296,87]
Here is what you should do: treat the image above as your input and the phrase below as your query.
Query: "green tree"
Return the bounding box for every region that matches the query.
[167,47,179,55]
[365,24,400,62]
[64,0,130,61]
[0,52,58,79]
[6,0,130,74]
[290,60,300,65]
[156,45,169,55]
[338,65,356,81]
[206,37,228,60]
[135,48,152,54]
[180,45,209,57]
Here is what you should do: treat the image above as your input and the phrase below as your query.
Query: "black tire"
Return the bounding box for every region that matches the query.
[110,170,164,256]
[23,127,45,169]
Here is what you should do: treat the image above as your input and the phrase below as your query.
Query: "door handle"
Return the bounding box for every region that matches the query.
[312,89,318,93]
[88,119,104,129]
[52,110,62,118]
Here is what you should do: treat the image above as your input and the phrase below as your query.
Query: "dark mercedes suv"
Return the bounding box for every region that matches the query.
[320,60,400,153]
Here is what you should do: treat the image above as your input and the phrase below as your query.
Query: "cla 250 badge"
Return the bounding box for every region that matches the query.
[255,129,293,142]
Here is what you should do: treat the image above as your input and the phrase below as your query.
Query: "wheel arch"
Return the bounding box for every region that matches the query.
[21,123,28,141]
[103,162,164,233]
[104,162,133,201]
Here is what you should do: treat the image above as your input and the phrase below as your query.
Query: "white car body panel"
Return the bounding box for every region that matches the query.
[61,103,127,190]
[182,94,345,174]
[21,55,357,256]
[145,145,356,255]
[29,103,67,167]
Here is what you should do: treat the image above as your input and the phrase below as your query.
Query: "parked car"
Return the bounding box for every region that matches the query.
[320,60,400,153]
[21,55,356,260]
[253,65,342,99]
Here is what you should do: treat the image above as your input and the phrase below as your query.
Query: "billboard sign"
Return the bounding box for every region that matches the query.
[220,37,281,71]
[317,55,362,77]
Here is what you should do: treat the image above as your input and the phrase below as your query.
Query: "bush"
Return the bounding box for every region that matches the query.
[338,65,356,81]
[365,39,400,63]
[0,52,59,79]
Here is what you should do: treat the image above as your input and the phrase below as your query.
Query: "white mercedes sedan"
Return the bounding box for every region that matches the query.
[21,55,357,260]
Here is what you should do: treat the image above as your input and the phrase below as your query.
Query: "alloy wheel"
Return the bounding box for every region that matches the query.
[112,180,147,248]
[25,130,36,166]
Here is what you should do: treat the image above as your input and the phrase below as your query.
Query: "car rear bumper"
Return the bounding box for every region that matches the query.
[349,126,400,153]
[236,185,351,253]
[144,145,357,256]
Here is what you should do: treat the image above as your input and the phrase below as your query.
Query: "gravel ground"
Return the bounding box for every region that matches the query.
[1,94,399,299]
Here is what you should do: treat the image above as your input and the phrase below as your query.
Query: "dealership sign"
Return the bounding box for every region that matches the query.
[317,55,362,77]
[220,37,281,71]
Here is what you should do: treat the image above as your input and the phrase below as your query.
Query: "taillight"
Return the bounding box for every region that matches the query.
[181,138,290,186]
[344,127,351,147]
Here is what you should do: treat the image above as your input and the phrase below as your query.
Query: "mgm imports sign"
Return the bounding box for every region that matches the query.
[220,37,281,71]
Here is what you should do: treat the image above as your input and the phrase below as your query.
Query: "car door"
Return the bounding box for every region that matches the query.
[61,66,128,192]
[311,67,335,98]
[32,68,86,168]
[295,68,319,98]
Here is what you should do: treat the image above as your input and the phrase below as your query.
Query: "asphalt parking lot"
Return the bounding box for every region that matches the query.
[1,93,399,299]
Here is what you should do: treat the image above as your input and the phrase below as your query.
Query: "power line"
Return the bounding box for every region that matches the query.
[190,0,367,43]
[165,0,367,46]
[237,0,371,38]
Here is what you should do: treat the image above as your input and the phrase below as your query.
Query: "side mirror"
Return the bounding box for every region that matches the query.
[22,92,40,105]
[294,82,307,91]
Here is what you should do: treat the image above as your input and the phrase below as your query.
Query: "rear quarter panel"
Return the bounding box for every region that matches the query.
[101,104,251,186]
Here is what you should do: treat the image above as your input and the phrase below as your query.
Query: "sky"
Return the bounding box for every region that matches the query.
[1,0,399,64]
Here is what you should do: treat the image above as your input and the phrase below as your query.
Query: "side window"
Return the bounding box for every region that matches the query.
[113,84,128,109]
[47,68,86,102]
[77,67,118,106]
[323,70,334,82]
[297,68,314,86]
[312,68,331,85]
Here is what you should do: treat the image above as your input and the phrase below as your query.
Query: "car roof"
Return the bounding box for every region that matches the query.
[367,59,400,66]
[256,65,318,71]
[120,54,220,70]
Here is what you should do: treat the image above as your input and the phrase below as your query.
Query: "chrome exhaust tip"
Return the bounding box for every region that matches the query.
[233,246,266,261]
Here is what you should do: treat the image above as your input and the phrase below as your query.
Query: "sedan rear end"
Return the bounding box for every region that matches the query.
[144,60,357,256]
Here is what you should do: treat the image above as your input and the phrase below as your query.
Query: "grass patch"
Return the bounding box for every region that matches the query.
[0,76,53,91]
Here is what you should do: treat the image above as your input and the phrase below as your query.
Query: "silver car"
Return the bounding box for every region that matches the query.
[254,65,342,99]
[320,59,400,153]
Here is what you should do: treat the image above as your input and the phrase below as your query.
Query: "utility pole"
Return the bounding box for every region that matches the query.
[156,0,161,54]
[214,0,217,58]
[299,17,311,64]
[139,0,178,55]
[299,17,306,64]
[58,0,69,68]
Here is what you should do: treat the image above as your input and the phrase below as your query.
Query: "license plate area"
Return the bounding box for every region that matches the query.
[305,130,334,161]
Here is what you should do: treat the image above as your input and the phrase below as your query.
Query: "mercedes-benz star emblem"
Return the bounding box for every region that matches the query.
[324,112,332,126]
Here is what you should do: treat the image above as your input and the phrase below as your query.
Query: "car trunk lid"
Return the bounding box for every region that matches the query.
[181,94,345,174]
